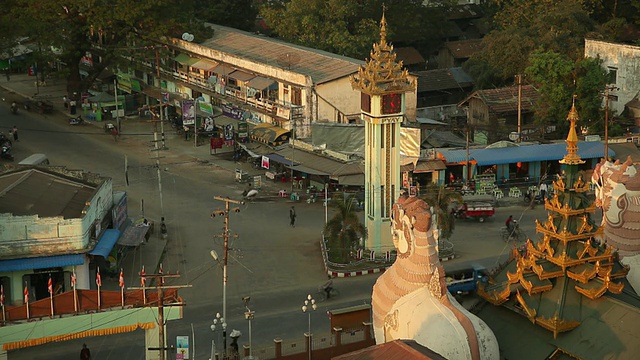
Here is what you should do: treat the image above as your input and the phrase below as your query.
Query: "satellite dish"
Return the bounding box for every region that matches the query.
[182,33,189,40]
[187,34,194,42]
[182,33,194,42]
[508,132,520,141]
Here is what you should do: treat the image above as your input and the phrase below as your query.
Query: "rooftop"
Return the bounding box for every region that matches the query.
[459,84,540,115]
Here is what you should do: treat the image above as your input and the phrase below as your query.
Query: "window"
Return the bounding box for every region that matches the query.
[381,93,401,114]
[291,87,302,106]
[607,67,617,85]
[361,93,371,113]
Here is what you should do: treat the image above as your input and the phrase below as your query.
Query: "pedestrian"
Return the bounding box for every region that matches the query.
[160,217,167,239]
[11,125,18,142]
[184,125,190,140]
[289,206,296,227]
[69,99,77,115]
[80,343,91,360]
[449,172,455,184]
[63,96,68,109]
[539,182,548,200]
[111,126,119,142]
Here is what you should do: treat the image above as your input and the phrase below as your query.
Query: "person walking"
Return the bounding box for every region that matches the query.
[11,125,18,142]
[289,206,296,228]
[111,126,119,142]
[80,343,91,360]
[539,182,548,200]
[160,217,168,239]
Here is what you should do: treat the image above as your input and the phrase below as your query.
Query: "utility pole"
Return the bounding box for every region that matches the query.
[603,85,619,161]
[516,74,523,142]
[290,118,296,193]
[465,125,471,183]
[211,196,244,356]
[129,272,190,360]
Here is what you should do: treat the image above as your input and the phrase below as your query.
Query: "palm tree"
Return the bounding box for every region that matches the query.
[419,183,463,240]
[324,193,367,264]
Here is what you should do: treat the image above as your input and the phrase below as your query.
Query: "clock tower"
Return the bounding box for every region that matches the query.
[350,14,415,252]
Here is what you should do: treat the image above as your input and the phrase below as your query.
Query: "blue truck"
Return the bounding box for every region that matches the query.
[446,266,489,295]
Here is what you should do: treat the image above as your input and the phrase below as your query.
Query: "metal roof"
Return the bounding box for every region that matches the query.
[0,169,97,218]
[89,229,121,258]
[334,339,446,360]
[438,141,614,165]
[460,85,540,115]
[201,23,364,84]
[0,254,84,272]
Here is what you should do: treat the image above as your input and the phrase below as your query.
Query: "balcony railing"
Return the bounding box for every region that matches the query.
[163,68,299,120]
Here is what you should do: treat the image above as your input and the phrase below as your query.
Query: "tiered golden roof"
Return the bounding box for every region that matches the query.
[478,97,627,338]
[349,14,415,95]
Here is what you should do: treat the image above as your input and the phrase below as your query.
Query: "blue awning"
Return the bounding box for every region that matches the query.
[437,149,471,164]
[0,254,84,272]
[472,141,613,166]
[89,229,121,258]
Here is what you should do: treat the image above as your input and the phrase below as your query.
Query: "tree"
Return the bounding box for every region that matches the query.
[11,0,201,97]
[525,49,608,137]
[467,0,595,87]
[419,184,462,241]
[260,0,453,59]
[196,0,258,32]
[324,193,366,264]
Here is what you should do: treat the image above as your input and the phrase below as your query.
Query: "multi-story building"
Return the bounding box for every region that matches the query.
[120,23,417,140]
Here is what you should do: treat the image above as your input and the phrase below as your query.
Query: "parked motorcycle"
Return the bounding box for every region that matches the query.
[0,132,12,148]
[524,190,546,205]
[69,115,84,125]
[1,145,14,161]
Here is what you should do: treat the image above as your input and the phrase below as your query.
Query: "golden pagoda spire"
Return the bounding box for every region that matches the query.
[560,95,585,165]
[349,12,415,95]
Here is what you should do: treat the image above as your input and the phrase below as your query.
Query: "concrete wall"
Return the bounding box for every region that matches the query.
[316,77,362,123]
[585,39,640,115]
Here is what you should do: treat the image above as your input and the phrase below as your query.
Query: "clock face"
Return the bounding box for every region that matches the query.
[382,93,401,114]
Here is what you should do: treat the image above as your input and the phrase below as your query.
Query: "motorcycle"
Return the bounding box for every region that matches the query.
[1,145,14,161]
[10,102,18,114]
[524,190,546,205]
[69,115,84,125]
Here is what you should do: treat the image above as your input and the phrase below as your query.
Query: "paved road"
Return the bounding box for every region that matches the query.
[0,87,557,359]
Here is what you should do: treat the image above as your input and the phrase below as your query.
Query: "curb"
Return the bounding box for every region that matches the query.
[328,267,388,278]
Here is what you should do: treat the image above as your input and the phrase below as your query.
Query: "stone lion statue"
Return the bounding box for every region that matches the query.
[371,195,498,360]
[592,157,640,290]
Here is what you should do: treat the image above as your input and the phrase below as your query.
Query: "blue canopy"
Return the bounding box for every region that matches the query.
[89,229,121,258]
[0,254,84,272]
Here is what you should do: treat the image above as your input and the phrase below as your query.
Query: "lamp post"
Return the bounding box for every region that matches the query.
[302,294,317,360]
[243,296,255,360]
[210,312,226,360]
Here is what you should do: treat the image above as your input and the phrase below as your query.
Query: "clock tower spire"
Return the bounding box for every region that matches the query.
[350,13,416,251]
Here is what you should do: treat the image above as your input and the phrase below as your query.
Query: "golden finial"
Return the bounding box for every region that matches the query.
[560,95,585,165]
[380,6,388,45]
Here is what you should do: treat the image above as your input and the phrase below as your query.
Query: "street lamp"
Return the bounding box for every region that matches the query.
[210,312,226,359]
[243,296,255,360]
[302,294,317,360]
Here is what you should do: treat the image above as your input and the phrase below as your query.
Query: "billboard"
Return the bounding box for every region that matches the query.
[182,100,195,125]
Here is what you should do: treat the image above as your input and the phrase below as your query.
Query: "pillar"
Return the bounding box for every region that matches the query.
[333,327,343,347]
[363,322,372,341]
[274,338,282,358]
[243,344,250,357]
[305,332,311,354]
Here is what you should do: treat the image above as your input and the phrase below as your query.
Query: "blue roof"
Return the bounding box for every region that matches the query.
[89,229,121,258]
[0,254,84,272]
[439,142,614,166]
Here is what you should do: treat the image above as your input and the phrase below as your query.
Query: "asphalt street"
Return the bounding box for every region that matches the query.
[0,85,558,360]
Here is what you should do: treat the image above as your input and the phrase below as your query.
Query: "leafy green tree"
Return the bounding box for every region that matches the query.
[11,0,202,97]
[525,49,608,137]
[468,0,594,87]
[260,0,452,59]
[419,184,462,240]
[324,193,366,264]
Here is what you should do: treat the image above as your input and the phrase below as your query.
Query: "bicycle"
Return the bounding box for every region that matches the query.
[501,222,525,242]
[316,285,340,301]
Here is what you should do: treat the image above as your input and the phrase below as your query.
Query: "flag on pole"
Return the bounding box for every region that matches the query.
[96,268,102,287]
[0,284,4,306]
[140,266,146,287]
[24,285,29,304]
[119,269,125,289]
[159,263,165,285]
[71,267,78,312]
[48,275,53,294]
[71,271,77,288]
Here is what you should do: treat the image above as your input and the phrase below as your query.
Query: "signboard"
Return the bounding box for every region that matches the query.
[222,103,245,120]
[253,176,262,188]
[198,102,214,115]
[176,336,189,359]
[238,122,248,139]
[117,73,132,93]
[182,100,196,125]
[261,156,270,170]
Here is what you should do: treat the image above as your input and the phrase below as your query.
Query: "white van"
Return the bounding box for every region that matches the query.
[18,153,49,166]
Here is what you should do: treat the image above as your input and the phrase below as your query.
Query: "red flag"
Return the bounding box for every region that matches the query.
[119,269,124,289]
[96,268,102,287]
[24,285,29,304]
[140,266,146,287]
[0,284,4,306]
[71,271,77,288]
[48,275,53,294]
